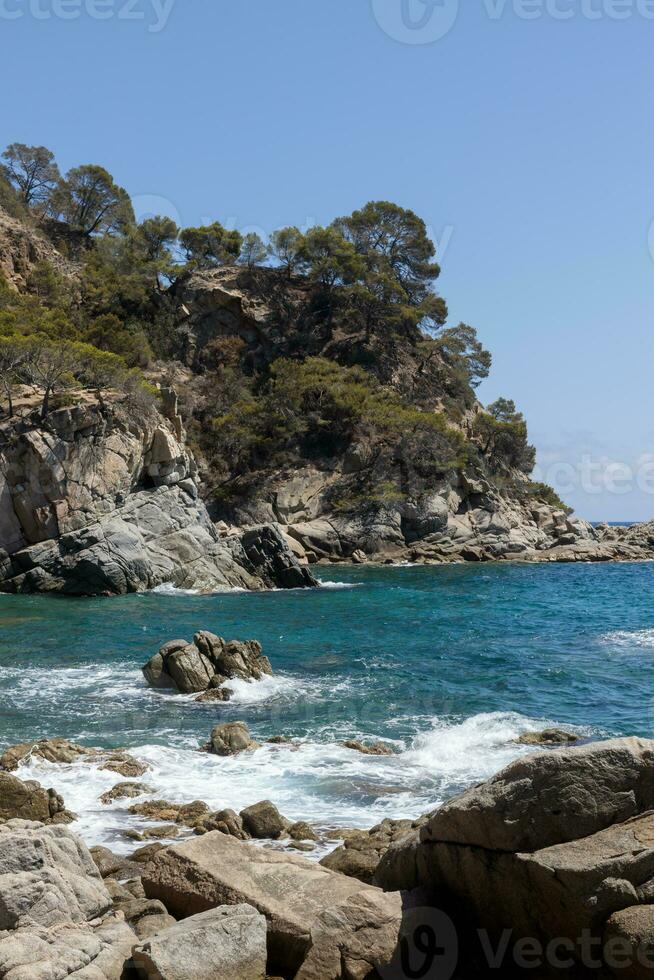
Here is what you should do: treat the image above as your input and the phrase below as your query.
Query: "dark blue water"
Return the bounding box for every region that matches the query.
[1,562,653,849]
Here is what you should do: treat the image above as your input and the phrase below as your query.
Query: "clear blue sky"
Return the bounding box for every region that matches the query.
[2,0,653,520]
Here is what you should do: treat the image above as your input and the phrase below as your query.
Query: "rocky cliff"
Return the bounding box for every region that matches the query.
[171,269,654,565]
[0,390,316,595]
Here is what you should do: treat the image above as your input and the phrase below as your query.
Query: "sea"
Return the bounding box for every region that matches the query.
[1,561,653,853]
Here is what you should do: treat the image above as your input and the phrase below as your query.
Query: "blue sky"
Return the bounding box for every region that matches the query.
[1,0,653,520]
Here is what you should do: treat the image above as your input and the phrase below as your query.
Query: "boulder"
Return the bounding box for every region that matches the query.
[195,808,249,840]
[604,906,654,979]
[0,820,135,976]
[98,753,149,778]
[142,631,273,697]
[0,737,89,771]
[132,904,267,980]
[420,737,654,852]
[240,800,289,840]
[89,845,143,880]
[0,771,73,825]
[295,890,402,980]
[208,722,259,756]
[141,831,393,976]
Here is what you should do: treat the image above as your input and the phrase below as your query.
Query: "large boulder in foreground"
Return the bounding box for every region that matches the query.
[420,736,654,852]
[132,904,267,980]
[141,831,402,977]
[376,737,654,976]
[0,819,134,979]
[143,631,272,696]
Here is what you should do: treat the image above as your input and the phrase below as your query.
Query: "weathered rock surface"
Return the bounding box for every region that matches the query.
[240,800,289,840]
[207,721,259,757]
[420,736,654,852]
[0,401,316,595]
[142,630,272,697]
[0,820,134,979]
[132,904,268,980]
[376,737,654,976]
[0,771,74,825]
[294,889,403,980]
[516,727,580,745]
[321,817,424,885]
[141,831,398,976]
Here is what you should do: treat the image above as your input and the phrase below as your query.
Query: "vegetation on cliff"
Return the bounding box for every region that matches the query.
[0,141,568,518]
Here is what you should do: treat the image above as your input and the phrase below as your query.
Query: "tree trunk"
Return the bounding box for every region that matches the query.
[41,386,51,419]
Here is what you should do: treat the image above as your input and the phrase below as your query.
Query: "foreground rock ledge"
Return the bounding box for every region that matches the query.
[141,830,402,977]
[376,736,654,977]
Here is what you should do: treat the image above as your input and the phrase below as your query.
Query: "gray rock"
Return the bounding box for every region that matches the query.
[420,737,654,852]
[0,402,317,596]
[132,904,267,980]
[142,632,272,696]
[208,722,259,757]
[141,831,393,976]
[240,800,289,840]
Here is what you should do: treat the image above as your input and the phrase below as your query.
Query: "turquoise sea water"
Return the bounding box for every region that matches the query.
[1,562,653,850]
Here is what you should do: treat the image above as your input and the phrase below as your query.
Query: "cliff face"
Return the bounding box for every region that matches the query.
[0,207,79,291]
[172,270,653,564]
[0,393,315,595]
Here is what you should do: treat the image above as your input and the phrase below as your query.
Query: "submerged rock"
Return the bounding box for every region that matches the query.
[142,630,272,697]
[341,739,395,756]
[517,727,580,745]
[99,782,152,804]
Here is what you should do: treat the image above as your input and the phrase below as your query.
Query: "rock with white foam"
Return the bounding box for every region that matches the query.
[142,631,273,697]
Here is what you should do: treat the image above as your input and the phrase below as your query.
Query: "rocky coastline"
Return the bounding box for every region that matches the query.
[2,735,654,977]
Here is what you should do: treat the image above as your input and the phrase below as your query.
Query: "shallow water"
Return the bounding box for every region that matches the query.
[1,562,653,851]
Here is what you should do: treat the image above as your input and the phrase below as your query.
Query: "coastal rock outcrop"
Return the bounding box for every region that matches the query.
[131,904,268,980]
[0,772,74,825]
[142,631,272,697]
[207,722,260,756]
[0,820,134,979]
[375,737,654,976]
[141,831,403,977]
[0,400,316,595]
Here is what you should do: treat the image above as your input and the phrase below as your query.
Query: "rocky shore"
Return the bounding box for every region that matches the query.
[0,395,316,595]
[2,736,654,977]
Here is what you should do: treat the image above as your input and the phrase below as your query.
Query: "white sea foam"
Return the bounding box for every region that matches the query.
[12,709,579,855]
[601,628,654,649]
[316,581,363,590]
[149,583,200,596]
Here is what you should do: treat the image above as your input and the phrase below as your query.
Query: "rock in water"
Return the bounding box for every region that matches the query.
[142,631,272,697]
[141,831,402,977]
[207,722,259,756]
[0,401,317,595]
[132,905,268,980]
